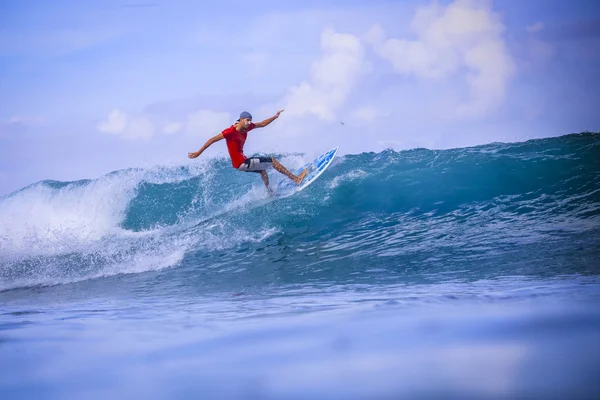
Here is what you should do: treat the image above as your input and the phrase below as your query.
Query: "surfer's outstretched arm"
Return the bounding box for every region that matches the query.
[254,110,284,128]
[188,133,224,159]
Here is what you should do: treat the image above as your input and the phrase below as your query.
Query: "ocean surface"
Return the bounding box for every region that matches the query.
[1,132,599,399]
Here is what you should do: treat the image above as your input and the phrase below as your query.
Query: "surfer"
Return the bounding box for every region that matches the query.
[188,110,307,194]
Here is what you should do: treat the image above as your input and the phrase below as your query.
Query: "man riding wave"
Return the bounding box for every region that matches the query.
[188,110,307,194]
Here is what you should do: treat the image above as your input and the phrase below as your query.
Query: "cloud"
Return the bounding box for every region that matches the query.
[126,117,154,139]
[3,115,48,126]
[282,28,365,121]
[366,0,515,118]
[184,110,232,137]
[97,109,154,139]
[120,3,160,9]
[536,18,600,43]
[527,22,544,33]
[0,115,48,137]
[353,106,389,123]
[523,23,556,68]
[0,28,124,58]
[97,110,127,134]
[97,108,232,140]
[163,121,183,135]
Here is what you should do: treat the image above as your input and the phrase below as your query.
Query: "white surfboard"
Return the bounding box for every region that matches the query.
[275,147,338,198]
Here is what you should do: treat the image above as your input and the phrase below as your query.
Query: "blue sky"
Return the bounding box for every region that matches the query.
[1,0,599,195]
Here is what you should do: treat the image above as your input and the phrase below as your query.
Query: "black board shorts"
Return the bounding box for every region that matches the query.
[237,157,273,173]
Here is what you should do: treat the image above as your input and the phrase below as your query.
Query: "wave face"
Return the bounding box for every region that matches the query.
[1,133,599,291]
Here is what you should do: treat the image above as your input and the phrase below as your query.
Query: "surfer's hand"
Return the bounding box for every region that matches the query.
[188,151,199,159]
[275,110,284,118]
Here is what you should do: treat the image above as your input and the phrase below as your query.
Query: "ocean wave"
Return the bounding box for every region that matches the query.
[1,133,599,290]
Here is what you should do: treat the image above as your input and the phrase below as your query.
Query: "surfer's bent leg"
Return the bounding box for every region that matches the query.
[237,157,275,193]
[272,158,307,185]
[259,170,273,195]
[238,157,307,186]
[259,170,269,186]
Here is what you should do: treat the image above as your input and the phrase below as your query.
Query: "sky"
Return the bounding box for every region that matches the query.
[1,0,599,195]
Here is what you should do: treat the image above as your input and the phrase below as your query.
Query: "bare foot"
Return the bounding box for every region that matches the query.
[294,169,308,185]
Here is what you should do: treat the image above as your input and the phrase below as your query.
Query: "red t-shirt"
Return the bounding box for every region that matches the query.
[222,123,256,168]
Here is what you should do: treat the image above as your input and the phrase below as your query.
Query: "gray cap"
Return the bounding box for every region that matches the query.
[239,111,252,121]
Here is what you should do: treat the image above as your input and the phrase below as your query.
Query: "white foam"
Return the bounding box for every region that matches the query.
[0,177,137,257]
[0,163,218,258]
[0,162,283,290]
[278,154,312,174]
[328,169,367,189]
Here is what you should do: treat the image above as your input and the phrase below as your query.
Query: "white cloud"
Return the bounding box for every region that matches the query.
[97,110,128,134]
[520,22,554,72]
[0,29,123,58]
[97,109,232,140]
[97,109,153,139]
[526,22,544,33]
[185,110,232,137]
[163,121,182,134]
[126,117,154,139]
[283,28,365,121]
[366,0,515,118]
[353,106,388,122]
[3,115,48,126]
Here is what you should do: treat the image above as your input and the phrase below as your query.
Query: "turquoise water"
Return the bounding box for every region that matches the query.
[1,133,599,399]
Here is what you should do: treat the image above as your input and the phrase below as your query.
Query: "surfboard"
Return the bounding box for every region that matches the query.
[275,147,338,198]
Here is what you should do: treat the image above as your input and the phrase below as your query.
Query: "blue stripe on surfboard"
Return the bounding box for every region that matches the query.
[276,147,338,197]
